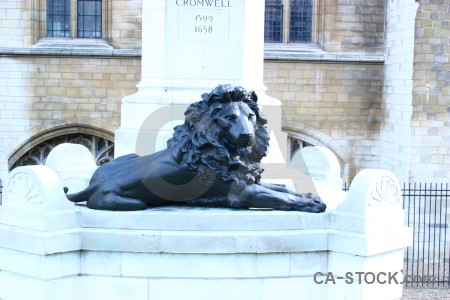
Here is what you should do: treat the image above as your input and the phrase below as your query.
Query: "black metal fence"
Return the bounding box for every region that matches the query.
[344,182,450,286]
[402,183,449,286]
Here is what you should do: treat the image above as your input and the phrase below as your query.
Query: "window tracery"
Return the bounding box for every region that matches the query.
[11,133,114,170]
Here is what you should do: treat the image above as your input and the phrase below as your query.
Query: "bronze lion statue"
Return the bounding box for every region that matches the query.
[66,85,326,213]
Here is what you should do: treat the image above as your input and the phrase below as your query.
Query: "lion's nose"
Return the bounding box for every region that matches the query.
[237,133,253,146]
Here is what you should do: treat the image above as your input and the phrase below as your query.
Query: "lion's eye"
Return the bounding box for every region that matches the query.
[225,115,237,121]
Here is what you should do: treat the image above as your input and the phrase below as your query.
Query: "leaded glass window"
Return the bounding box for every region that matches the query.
[264,0,283,43]
[264,0,313,43]
[289,0,312,42]
[47,0,71,37]
[77,0,102,38]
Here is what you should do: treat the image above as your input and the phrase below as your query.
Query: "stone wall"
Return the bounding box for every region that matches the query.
[264,0,387,182]
[409,0,450,182]
[321,0,385,55]
[264,60,383,180]
[380,0,450,183]
[0,0,388,184]
[0,0,32,48]
[0,0,142,49]
[1,0,449,185]
[0,0,142,181]
[380,0,418,182]
[108,0,142,49]
[0,56,141,180]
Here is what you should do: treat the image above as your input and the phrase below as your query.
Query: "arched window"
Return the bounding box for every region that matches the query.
[10,133,114,171]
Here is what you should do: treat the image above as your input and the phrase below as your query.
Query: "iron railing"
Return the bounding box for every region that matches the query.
[402,183,449,286]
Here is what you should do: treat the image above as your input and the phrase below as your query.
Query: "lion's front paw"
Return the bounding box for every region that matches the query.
[291,193,326,213]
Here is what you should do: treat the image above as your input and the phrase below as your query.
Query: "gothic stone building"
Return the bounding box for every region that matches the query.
[0,0,449,188]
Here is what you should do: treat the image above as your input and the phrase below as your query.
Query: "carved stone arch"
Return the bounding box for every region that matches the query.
[282,123,350,182]
[8,125,115,171]
[4,117,117,167]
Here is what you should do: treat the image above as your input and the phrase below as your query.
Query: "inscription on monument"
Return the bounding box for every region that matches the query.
[175,0,232,7]
[194,14,214,34]
[176,0,234,41]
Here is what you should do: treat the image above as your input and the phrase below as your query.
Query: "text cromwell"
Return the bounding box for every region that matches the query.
[176,0,232,8]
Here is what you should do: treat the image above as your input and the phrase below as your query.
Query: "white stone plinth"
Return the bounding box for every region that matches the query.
[0,166,412,300]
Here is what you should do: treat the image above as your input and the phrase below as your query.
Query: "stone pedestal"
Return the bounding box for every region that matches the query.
[115,0,281,157]
[0,165,412,300]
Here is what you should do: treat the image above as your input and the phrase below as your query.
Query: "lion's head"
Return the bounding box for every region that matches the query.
[167,85,270,187]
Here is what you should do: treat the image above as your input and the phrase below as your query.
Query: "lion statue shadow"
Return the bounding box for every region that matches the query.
[66,84,326,213]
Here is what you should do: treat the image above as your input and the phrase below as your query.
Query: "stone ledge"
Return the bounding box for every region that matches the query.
[0,224,81,255]
[0,48,382,62]
[264,50,385,63]
[0,222,327,255]
[328,227,413,256]
[0,248,80,280]
[32,37,113,49]
[79,205,331,231]
[0,205,411,256]
[82,228,329,254]
[0,208,79,232]
[0,47,141,58]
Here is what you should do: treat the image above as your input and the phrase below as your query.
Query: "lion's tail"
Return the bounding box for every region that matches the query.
[65,185,96,203]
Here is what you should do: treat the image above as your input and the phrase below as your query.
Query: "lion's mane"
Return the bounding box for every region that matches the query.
[167,85,270,191]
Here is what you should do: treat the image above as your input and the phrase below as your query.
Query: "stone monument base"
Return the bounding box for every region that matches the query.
[0,205,409,300]
[0,156,412,300]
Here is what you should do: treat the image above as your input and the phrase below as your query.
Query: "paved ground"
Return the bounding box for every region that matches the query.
[402,286,450,299]
[402,260,449,299]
